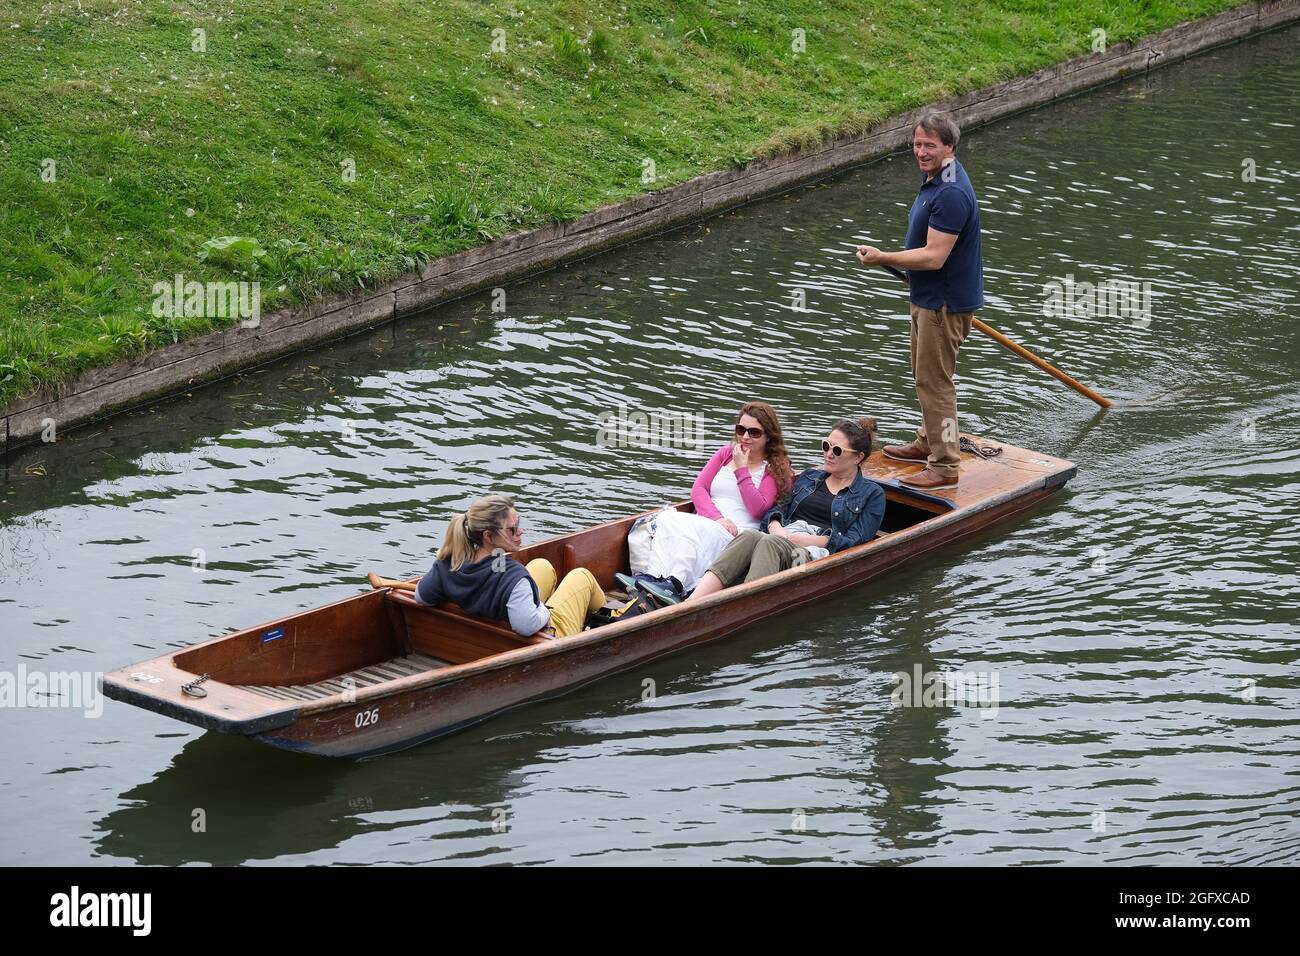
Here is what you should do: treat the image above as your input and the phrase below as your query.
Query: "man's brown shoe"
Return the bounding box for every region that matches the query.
[883,441,930,463]
[899,467,958,489]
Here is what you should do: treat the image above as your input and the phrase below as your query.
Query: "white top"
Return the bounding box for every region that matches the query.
[506,580,552,637]
[708,461,767,529]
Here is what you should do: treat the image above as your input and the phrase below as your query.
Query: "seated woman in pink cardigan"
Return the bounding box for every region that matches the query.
[640,401,794,593]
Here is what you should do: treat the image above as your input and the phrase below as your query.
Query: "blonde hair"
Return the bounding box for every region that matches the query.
[437,494,516,571]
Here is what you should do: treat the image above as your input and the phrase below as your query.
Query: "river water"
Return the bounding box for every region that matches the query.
[2,26,1297,866]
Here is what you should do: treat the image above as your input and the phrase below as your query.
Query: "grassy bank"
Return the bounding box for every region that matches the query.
[0,0,1240,407]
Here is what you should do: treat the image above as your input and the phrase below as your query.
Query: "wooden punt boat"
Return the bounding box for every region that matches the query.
[102,436,1076,758]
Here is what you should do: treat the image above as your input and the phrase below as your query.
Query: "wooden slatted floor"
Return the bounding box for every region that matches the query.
[237,653,449,702]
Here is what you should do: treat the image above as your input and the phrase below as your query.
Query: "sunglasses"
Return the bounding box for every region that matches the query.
[735,424,765,439]
[495,524,522,537]
[822,440,859,458]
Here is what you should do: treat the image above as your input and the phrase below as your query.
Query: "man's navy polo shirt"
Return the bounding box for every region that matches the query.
[904,158,984,313]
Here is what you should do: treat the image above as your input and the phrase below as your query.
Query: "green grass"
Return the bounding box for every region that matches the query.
[0,0,1241,406]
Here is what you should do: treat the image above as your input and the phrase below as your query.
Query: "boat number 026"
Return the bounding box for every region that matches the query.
[354,708,380,729]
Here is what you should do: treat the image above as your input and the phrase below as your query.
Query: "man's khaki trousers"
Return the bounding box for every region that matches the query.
[909,303,973,478]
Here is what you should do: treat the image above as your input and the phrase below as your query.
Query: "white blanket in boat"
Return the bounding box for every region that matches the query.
[632,509,733,593]
[631,512,830,592]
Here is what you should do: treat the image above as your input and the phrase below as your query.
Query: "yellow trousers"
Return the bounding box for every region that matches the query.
[526,559,605,637]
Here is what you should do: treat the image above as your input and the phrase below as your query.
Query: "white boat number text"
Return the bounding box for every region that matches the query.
[354,708,380,729]
[130,672,163,684]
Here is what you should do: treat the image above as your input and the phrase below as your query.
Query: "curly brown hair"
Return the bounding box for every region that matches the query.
[739,401,793,500]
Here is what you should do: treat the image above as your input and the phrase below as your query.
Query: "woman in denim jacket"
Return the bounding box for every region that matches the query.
[688,418,886,599]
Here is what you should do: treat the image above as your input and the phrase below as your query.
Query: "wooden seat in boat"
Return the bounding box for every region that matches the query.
[384,588,550,665]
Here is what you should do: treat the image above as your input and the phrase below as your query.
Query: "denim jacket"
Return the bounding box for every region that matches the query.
[763,469,886,554]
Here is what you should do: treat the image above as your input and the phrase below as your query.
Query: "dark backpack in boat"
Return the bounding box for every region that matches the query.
[587,591,655,629]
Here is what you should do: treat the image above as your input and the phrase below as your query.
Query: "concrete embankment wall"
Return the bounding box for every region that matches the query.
[3,0,1296,455]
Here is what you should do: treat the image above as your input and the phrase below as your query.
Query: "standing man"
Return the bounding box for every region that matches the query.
[857,111,983,489]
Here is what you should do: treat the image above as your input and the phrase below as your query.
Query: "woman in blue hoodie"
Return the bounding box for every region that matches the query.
[416,494,605,638]
[687,418,886,599]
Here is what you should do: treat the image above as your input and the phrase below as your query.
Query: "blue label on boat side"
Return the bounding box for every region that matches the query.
[262,627,286,644]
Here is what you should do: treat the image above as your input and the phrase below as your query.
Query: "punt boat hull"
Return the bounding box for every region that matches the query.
[102,436,1075,757]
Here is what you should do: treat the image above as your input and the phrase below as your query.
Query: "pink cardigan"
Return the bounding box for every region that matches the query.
[691,444,789,521]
